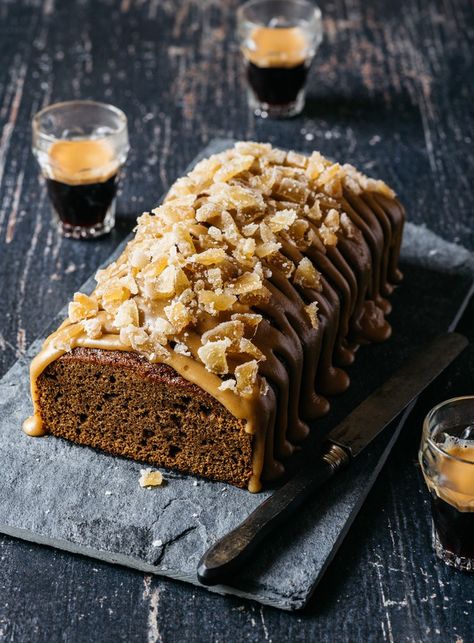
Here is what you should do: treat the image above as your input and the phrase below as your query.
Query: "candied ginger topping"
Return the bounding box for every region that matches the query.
[63,142,395,397]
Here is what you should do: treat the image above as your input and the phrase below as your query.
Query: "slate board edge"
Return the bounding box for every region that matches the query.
[0,523,287,608]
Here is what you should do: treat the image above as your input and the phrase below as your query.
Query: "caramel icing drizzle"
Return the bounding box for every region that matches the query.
[24,142,404,492]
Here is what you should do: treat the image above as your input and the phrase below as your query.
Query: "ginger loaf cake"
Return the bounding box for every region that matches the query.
[24,142,405,492]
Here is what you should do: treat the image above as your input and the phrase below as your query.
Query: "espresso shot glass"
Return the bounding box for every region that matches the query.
[32,101,129,239]
[237,0,323,118]
[419,396,474,572]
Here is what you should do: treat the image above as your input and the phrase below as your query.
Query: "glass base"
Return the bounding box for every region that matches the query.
[54,202,115,240]
[432,522,474,572]
[247,89,305,119]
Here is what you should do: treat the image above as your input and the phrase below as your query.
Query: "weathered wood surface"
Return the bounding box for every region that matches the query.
[0,0,473,641]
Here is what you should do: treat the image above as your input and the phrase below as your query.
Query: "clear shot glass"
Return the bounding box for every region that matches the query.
[419,396,474,572]
[32,100,129,239]
[237,0,323,118]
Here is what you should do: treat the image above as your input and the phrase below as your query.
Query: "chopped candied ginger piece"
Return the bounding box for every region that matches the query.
[218,378,236,393]
[139,469,163,488]
[81,317,103,339]
[340,212,355,238]
[189,248,227,266]
[306,151,329,180]
[264,147,285,164]
[198,290,237,314]
[255,240,281,258]
[288,219,310,247]
[114,299,140,328]
[195,202,222,223]
[286,151,308,168]
[174,342,191,356]
[239,338,265,361]
[152,265,190,299]
[213,155,254,182]
[206,267,223,289]
[208,225,223,240]
[325,208,340,229]
[219,210,242,245]
[306,200,322,222]
[319,208,340,246]
[235,360,259,397]
[238,285,271,305]
[197,338,231,374]
[293,257,321,290]
[228,272,262,295]
[139,256,168,280]
[254,166,279,194]
[119,325,149,350]
[259,221,275,244]
[210,183,264,213]
[325,177,343,199]
[242,223,258,237]
[129,244,151,269]
[173,225,196,257]
[68,292,99,322]
[233,237,256,264]
[153,203,195,226]
[274,176,309,203]
[148,317,175,345]
[119,272,139,295]
[304,301,319,329]
[164,301,192,333]
[266,252,295,279]
[100,284,132,314]
[268,209,297,233]
[231,312,262,330]
[234,141,271,156]
[202,320,244,345]
[315,164,345,197]
[291,218,309,235]
[165,193,197,209]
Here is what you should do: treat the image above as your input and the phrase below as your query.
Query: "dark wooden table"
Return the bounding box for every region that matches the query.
[0,1,473,640]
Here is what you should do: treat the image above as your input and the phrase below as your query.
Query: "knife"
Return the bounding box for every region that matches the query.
[197,332,468,586]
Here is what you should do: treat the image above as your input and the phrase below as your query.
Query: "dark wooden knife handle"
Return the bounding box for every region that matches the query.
[197,443,350,586]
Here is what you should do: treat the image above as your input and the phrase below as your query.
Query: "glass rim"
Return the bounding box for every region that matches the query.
[423,395,474,465]
[237,0,322,27]
[32,100,128,144]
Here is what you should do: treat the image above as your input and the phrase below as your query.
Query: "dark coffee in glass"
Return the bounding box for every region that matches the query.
[238,0,323,118]
[32,101,129,239]
[419,398,474,572]
[430,494,474,560]
[45,139,119,229]
[244,26,310,109]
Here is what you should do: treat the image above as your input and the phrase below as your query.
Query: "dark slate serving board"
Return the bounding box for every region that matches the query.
[0,141,472,611]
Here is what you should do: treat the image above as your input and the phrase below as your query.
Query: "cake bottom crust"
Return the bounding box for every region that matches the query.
[37,347,253,489]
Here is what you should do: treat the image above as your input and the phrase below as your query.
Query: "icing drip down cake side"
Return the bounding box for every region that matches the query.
[24,142,405,492]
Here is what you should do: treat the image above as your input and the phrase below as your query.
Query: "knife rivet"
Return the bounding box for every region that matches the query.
[322,444,351,470]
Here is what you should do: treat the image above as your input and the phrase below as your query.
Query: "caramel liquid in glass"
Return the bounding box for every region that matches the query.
[46,139,119,228]
[244,26,309,106]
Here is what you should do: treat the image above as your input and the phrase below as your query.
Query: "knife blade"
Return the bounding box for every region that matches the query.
[197,332,468,586]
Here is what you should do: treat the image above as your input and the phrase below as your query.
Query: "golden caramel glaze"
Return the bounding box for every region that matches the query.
[24,142,404,491]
